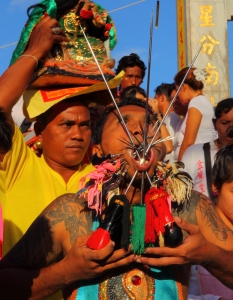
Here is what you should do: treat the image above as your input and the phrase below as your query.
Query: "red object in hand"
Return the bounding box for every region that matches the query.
[86,228,110,250]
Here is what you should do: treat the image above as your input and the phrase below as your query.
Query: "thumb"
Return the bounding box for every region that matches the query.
[173,216,199,235]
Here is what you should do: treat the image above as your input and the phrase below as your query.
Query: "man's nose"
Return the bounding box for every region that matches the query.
[71,125,83,140]
[132,127,144,144]
[131,77,136,85]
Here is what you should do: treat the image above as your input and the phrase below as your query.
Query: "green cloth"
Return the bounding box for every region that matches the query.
[10,0,57,65]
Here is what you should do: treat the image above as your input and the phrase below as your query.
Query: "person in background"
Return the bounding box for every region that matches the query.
[115,53,146,95]
[170,88,189,160]
[154,83,181,162]
[182,98,233,300]
[120,85,146,100]
[174,67,217,161]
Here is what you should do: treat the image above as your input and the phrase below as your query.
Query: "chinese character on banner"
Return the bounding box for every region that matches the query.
[199,183,206,194]
[196,160,204,170]
[210,96,216,106]
[197,170,204,180]
[199,35,220,55]
[179,5,183,22]
[180,29,184,44]
[180,51,185,68]
[199,5,215,27]
[206,63,220,86]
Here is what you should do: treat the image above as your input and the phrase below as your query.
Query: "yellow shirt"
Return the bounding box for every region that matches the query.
[0,126,94,256]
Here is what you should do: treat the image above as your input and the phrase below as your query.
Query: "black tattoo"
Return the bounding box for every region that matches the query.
[44,193,93,245]
[178,190,233,242]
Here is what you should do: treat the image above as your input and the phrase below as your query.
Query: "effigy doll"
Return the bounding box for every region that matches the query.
[10,0,117,89]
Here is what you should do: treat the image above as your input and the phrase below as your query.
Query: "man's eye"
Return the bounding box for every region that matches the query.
[122,117,129,124]
[61,122,73,127]
[81,123,91,128]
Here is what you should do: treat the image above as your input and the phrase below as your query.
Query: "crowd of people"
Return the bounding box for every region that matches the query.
[0,1,233,300]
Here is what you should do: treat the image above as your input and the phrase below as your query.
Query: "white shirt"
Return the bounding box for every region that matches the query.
[164,112,181,162]
[182,140,218,197]
[173,95,217,160]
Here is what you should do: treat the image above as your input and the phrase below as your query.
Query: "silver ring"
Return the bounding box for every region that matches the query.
[52,26,61,35]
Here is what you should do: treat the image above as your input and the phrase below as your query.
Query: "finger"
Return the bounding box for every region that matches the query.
[101,254,135,271]
[105,247,132,263]
[86,241,115,261]
[138,256,185,267]
[173,217,199,235]
[143,246,180,257]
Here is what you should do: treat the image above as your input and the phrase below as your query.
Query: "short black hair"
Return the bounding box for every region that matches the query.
[212,144,233,191]
[120,86,146,99]
[115,53,146,80]
[214,98,233,119]
[92,97,156,145]
[154,83,175,101]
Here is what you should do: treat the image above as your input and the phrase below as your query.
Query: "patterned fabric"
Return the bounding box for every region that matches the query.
[72,265,184,300]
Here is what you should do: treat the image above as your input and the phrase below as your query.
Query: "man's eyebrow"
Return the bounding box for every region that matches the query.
[80,119,91,125]
[112,111,132,121]
[59,118,91,124]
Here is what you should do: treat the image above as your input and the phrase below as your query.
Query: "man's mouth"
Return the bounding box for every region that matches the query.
[68,145,83,150]
[226,127,233,138]
[128,148,155,171]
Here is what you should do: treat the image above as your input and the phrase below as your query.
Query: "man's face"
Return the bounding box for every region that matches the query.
[120,66,143,91]
[97,105,165,182]
[170,89,188,116]
[214,108,233,146]
[38,100,91,168]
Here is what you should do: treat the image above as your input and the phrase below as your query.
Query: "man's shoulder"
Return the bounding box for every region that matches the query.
[178,190,214,226]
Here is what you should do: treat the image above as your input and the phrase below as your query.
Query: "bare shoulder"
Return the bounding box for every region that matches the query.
[177,190,233,250]
[42,193,93,247]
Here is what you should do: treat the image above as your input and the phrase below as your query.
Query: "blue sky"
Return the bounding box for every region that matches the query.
[0,0,232,96]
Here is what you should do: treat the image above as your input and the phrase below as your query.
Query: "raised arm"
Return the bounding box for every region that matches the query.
[0,16,68,158]
[0,194,133,299]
